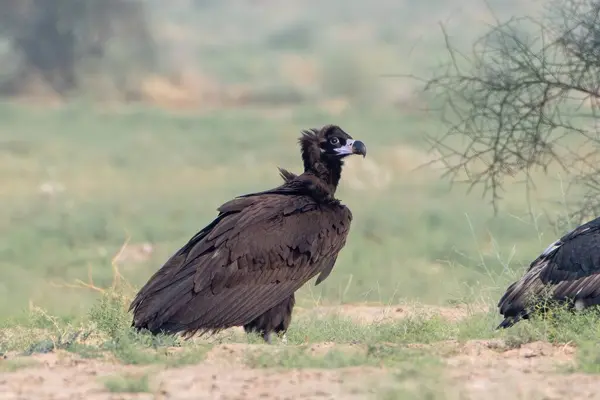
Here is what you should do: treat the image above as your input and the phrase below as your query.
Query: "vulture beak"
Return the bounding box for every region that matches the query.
[335,139,367,158]
[351,140,367,158]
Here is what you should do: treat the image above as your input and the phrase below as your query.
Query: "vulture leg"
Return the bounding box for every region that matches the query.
[264,332,273,344]
[243,294,295,344]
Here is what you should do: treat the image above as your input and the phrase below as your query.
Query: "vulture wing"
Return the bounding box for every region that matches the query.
[130,189,352,337]
[498,217,600,327]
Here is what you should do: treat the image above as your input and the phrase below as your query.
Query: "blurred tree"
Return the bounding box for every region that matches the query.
[0,0,156,96]
[422,0,600,223]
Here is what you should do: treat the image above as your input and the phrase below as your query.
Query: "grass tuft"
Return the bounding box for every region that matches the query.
[284,313,463,345]
[88,289,132,340]
[245,342,440,370]
[499,305,600,347]
[103,373,151,393]
[0,358,39,372]
[87,287,210,365]
[0,282,210,366]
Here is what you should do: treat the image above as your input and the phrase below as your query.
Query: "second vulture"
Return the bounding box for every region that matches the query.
[129,124,367,343]
[498,216,600,328]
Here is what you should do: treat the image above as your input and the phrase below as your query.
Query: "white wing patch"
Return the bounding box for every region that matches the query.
[541,239,562,257]
[540,226,591,257]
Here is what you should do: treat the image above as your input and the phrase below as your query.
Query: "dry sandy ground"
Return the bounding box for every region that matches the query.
[1,304,599,400]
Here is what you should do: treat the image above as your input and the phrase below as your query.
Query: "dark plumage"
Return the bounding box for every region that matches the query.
[497,216,600,329]
[129,125,367,343]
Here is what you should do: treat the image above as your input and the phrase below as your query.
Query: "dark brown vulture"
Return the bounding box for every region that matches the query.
[129,125,367,343]
[498,217,600,328]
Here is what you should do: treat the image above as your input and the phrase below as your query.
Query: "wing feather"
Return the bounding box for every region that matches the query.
[497,219,600,327]
[130,192,352,336]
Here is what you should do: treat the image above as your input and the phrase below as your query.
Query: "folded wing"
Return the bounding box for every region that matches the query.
[497,218,600,328]
[129,192,352,337]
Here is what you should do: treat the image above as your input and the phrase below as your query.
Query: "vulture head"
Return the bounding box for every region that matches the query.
[299,124,367,191]
[300,124,366,162]
[318,124,366,158]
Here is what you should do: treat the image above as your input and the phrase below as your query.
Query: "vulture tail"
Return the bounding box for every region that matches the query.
[496,309,530,330]
[496,316,519,329]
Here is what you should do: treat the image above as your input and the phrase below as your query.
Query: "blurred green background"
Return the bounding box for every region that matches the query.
[0,0,570,318]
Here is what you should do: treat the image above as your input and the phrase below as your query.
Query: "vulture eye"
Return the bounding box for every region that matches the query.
[329,137,339,145]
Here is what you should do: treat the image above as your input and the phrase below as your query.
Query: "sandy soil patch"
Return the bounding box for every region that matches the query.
[302,302,489,324]
[3,305,600,400]
[0,346,387,400]
[445,340,594,400]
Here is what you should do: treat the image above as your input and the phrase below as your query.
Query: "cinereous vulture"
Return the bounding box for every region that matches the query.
[498,217,600,328]
[129,125,367,343]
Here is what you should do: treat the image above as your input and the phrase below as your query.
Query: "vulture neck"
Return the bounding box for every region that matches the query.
[301,146,343,196]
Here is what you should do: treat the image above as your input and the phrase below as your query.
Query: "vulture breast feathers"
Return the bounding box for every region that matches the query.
[129,125,367,341]
[497,216,600,328]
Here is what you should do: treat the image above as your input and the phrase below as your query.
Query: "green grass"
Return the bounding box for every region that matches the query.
[0,100,574,320]
[0,358,39,372]
[244,343,449,398]
[0,290,210,366]
[0,96,596,397]
[103,373,151,393]
[245,305,600,375]
[2,286,600,400]
[84,290,211,366]
[245,343,440,370]
[3,287,600,370]
[0,99,592,390]
[258,306,600,352]
[272,313,465,345]
[0,1,593,397]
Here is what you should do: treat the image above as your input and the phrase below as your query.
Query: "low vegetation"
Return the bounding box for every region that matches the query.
[1,100,599,397]
[0,358,39,372]
[103,373,151,393]
[2,0,600,397]
[3,280,600,366]
[3,283,600,397]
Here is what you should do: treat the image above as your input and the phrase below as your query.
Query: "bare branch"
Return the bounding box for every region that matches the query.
[420,0,600,219]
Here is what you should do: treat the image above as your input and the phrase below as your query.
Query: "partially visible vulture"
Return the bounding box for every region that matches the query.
[129,125,367,343]
[498,216,600,329]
